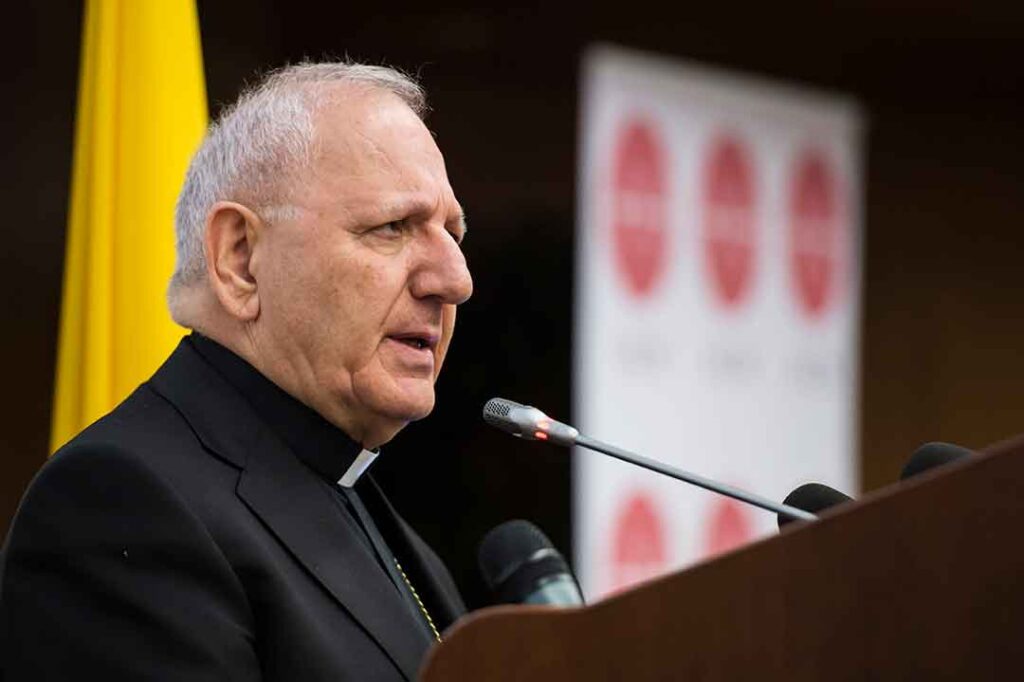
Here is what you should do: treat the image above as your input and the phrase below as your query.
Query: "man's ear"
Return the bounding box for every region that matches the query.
[204,201,262,321]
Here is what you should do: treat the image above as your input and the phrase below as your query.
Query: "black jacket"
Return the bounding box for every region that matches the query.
[1,338,465,681]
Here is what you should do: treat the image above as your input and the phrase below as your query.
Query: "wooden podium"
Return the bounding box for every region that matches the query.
[421,436,1024,680]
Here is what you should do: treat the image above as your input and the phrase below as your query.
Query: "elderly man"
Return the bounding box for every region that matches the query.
[1,62,473,680]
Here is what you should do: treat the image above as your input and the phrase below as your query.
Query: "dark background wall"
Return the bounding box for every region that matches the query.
[4,1,1023,609]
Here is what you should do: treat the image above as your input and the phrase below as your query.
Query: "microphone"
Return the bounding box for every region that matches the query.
[477,520,584,607]
[483,397,816,523]
[777,482,853,529]
[482,398,580,446]
[900,442,972,481]
[776,441,972,528]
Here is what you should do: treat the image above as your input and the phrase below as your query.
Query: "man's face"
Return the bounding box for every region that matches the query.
[252,89,472,446]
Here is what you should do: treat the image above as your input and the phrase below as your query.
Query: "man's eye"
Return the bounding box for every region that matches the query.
[375,222,403,236]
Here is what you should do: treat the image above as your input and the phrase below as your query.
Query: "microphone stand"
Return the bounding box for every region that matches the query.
[575,434,817,523]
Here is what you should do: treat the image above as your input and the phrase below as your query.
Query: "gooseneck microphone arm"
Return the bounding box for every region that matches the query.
[574,434,816,523]
[483,397,817,524]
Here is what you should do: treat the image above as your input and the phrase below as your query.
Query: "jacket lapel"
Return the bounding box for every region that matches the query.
[149,341,431,680]
[363,477,467,632]
[236,446,432,679]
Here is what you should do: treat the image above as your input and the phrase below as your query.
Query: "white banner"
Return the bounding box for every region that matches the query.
[574,45,863,599]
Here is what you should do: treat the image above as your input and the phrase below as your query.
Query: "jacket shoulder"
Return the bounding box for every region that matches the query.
[1,397,260,679]
[61,383,199,460]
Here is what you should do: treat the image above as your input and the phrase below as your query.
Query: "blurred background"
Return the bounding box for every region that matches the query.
[4,1,1023,608]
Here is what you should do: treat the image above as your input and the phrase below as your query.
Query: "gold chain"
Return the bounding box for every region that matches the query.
[394,558,442,642]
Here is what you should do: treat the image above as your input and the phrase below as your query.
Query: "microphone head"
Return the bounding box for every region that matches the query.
[482,397,526,435]
[900,442,972,481]
[478,520,581,606]
[779,482,853,529]
[482,397,580,446]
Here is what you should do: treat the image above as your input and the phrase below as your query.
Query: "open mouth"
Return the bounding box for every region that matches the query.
[392,335,431,351]
[401,338,428,350]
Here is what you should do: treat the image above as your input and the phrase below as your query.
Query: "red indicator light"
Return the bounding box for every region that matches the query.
[534,431,549,440]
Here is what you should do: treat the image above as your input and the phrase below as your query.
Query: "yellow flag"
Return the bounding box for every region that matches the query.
[50,0,208,452]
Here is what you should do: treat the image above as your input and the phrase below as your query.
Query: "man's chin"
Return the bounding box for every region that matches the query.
[349,373,437,441]
[369,382,436,424]
[359,394,433,449]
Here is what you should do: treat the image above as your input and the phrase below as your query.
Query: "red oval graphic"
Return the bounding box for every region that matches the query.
[702,135,757,308]
[703,497,754,558]
[789,148,843,318]
[610,491,668,593]
[611,120,668,297]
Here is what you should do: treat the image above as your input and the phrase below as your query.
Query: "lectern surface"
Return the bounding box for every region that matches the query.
[421,436,1024,681]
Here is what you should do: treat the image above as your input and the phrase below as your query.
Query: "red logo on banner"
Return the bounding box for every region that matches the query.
[703,497,754,558]
[611,119,668,297]
[703,135,757,308]
[610,492,667,593]
[789,148,843,318]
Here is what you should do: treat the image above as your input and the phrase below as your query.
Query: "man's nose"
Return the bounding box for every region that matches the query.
[410,227,473,305]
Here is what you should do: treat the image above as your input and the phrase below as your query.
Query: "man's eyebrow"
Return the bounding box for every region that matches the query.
[376,198,467,237]
[379,198,430,219]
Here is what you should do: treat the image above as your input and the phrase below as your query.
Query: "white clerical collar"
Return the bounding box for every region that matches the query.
[337,448,380,488]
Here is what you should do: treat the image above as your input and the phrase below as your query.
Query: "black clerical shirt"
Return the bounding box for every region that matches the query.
[188,333,438,642]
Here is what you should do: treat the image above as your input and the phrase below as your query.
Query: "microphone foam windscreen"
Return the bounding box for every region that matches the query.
[478,520,573,604]
[478,520,551,589]
[900,442,972,481]
[779,483,853,529]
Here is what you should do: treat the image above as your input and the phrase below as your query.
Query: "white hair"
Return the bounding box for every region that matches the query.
[168,61,426,317]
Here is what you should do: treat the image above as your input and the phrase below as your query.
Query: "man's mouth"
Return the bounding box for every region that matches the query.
[388,332,438,351]
[397,337,429,350]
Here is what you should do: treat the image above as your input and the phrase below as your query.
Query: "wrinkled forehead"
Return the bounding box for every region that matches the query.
[311,88,436,175]
[305,87,459,212]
